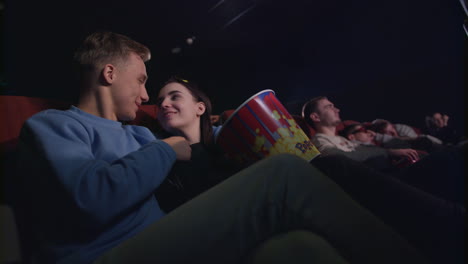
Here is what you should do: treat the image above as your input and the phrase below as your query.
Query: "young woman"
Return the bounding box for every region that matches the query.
[154,76,241,212]
[153,77,464,264]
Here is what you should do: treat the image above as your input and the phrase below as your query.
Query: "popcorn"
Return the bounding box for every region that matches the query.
[253,135,266,153]
[272,110,281,121]
[252,116,319,161]
[216,89,321,165]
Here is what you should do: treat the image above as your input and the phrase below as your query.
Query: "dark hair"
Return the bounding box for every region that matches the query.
[339,123,362,139]
[74,31,151,72]
[369,120,391,134]
[163,76,214,146]
[301,96,327,129]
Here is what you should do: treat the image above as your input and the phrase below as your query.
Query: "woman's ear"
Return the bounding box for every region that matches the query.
[101,64,116,85]
[196,102,206,116]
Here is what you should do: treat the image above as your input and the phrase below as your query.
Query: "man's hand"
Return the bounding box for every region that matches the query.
[162,136,191,160]
[388,148,419,162]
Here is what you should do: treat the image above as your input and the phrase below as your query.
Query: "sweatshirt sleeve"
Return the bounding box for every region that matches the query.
[19,112,176,225]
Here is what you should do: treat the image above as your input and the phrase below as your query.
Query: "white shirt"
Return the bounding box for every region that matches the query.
[312,133,358,152]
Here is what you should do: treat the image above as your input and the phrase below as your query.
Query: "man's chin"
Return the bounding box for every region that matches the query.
[118,113,136,122]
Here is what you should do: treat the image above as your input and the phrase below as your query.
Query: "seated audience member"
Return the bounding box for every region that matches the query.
[13,31,430,264]
[429,112,449,128]
[339,123,376,146]
[343,123,416,149]
[153,76,241,212]
[424,112,464,145]
[302,96,465,204]
[369,119,443,152]
[153,78,464,264]
[339,123,427,165]
[301,96,419,171]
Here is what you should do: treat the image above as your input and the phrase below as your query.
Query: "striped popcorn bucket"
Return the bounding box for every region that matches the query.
[215,89,320,166]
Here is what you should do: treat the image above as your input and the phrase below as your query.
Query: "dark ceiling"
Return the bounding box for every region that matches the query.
[2,0,466,131]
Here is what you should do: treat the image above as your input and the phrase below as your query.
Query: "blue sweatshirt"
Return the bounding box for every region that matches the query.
[17,106,176,264]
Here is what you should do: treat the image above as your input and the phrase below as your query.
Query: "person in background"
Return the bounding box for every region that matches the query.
[339,123,377,146]
[302,96,465,204]
[13,31,427,264]
[338,122,427,165]
[369,119,443,152]
[424,112,465,145]
[301,96,420,171]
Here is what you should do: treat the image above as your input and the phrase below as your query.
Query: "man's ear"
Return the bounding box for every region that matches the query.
[347,134,355,141]
[196,102,206,116]
[101,64,116,85]
[309,112,320,123]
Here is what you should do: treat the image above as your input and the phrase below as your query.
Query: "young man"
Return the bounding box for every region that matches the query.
[14,32,427,264]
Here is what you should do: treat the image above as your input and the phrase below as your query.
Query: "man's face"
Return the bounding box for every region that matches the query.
[111,53,149,121]
[313,98,341,126]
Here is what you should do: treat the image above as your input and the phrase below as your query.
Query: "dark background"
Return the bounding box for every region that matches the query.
[2,0,466,133]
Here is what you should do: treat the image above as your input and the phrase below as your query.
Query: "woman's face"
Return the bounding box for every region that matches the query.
[382,123,398,137]
[156,82,205,134]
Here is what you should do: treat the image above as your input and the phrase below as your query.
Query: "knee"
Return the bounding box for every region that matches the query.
[250,230,347,264]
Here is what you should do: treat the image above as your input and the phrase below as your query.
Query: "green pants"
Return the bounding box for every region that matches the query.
[95,154,426,264]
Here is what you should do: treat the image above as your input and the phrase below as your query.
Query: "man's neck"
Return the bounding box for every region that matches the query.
[77,87,117,121]
[315,125,337,136]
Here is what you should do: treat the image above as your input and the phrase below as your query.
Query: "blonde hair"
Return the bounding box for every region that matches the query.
[74,31,151,72]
